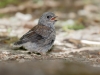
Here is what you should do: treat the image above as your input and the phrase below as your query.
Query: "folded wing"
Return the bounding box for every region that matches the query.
[14,25,52,45]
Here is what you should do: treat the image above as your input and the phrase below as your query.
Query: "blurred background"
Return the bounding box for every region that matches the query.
[0,0,100,41]
[0,0,100,36]
[0,0,100,74]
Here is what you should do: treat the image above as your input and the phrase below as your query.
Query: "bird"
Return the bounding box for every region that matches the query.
[13,12,57,55]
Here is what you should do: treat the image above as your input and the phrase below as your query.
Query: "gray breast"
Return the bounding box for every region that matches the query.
[23,27,56,53]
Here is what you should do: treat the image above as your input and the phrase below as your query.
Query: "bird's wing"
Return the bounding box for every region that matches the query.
[14,25,52,45]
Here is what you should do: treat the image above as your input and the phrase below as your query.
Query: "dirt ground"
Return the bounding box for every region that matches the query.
[0,0,100,75]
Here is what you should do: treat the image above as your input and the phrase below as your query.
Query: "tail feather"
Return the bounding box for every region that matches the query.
[11,41,23,48]
[14,40,23,45]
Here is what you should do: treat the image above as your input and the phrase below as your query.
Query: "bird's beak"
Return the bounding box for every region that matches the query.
[51,16,58,21]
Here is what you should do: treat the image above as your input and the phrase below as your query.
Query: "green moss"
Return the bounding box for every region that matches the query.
[0,0,22,8]
[0,13,12,18]
[62,21,85,31]
[0,14,5,17]
[68,23,85,30]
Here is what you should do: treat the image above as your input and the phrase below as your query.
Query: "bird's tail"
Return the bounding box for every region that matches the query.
[14,40,23,45]
[11,41,23,48]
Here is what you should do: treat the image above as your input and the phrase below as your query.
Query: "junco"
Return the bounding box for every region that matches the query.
[13,12,57,55]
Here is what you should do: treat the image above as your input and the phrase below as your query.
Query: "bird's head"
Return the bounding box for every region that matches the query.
[38,12,57,27]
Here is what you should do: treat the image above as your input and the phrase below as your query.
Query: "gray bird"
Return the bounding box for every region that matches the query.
[13,12,57,55]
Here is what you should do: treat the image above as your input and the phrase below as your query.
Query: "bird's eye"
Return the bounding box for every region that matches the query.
[47,16,50,19]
